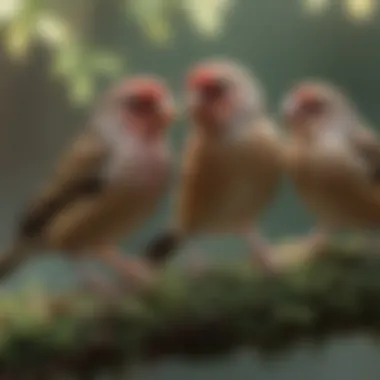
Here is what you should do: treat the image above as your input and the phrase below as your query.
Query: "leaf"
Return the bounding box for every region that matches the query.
[343,0,376,23]
[52,46,77,79]
[127,0,174,45]
[2,0,47,59]
[4,21,33,58]
[182,0,234,38]
[35,12,72,46]
[69,73,95,105]
[91,50,124,77]
[0,0,23,23]
[303,0,331,15]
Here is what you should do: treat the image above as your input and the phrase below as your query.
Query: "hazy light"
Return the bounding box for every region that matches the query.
[36,15,70,46]
[343,0,377,22]
[304,0,331,14]
[0,0,21,22]
[182,0,234,37]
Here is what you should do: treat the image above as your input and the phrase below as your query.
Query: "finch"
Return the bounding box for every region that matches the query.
[283,80,380,252]
[0,75,175,285]
[145,59,284,271]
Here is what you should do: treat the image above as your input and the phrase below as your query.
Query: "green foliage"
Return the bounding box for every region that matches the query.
[0,0,236,105]
[1,240,380,378]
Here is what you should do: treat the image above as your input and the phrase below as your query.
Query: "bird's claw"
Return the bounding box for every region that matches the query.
[250,248,279,275]
[186,255,210,277]
[78,270,121,299]
[118,257,157,290]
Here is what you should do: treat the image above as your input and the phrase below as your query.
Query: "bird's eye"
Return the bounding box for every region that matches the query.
[200,79,230,100]
[124,95,157,113]
[300,98,326,116]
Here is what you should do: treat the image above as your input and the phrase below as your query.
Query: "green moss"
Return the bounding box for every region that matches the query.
[1,239,380,378]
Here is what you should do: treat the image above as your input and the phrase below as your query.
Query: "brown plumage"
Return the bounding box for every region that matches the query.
[146,59,284,269]
[178,119,282,234]
[0,75,175,282]
[283,80,380,249]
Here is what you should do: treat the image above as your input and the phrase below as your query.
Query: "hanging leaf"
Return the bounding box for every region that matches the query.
[4,20,33,58]
[127,0,174,45]
[69,73,94,105]
[3,0,47,59]
[35,12,71,46]
[0,0,235,106]
[343,0,377,23]
[182,0,234,38]
[303,0,331,15]
[91,50,124,77]
[52,42,82,76]
[0,0,22,23]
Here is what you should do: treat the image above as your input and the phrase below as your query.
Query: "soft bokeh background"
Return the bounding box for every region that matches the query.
[1,0,380,379]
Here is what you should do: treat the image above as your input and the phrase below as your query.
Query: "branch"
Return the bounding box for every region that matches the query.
[0,238,379,379]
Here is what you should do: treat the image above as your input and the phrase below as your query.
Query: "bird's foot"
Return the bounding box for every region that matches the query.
[185,250,211,277]
[301,230,330,259]
[245,229,278,274]
[250,246,278,274]
[118,256,157,291]
[71,258,121,298]
[78,269,121,299]
[94,247,156,292]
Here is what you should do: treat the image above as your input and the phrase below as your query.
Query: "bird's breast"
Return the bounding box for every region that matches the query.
[178,130,282,234]
[287,140,380,227]
[105,139,170,190]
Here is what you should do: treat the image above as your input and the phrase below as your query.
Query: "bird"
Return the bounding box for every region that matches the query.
[0,75,176,285]
[144,59,284,271]
[282,80,380,253]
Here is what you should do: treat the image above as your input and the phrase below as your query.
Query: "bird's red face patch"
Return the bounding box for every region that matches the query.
[284,85,328,129]
[118,77,175,139]
[187,67,219,90]
[127,79,167,102]
[186,66,234,129]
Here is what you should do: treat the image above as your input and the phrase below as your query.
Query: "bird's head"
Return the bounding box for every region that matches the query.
[282,81,355,139]
[185,59,265,135]
[97,75,175,141]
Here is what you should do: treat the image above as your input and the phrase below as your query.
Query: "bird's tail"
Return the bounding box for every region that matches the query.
[145,229,183,265]
[0,240,30,281]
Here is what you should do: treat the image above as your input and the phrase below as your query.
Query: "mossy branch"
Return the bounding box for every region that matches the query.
[1,239,380,379]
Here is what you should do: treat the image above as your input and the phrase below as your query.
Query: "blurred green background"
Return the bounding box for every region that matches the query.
[1,0,380,378]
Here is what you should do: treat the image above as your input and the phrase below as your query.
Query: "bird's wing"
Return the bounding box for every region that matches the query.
[18,130,109,239]
[350,126,380,183]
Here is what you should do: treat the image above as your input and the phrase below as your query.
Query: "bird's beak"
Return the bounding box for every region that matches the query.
[159,97,177,124]
[183,90,212,115]
[172,93,190,120]
[176,104,188,119]
[282,97,299,122]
